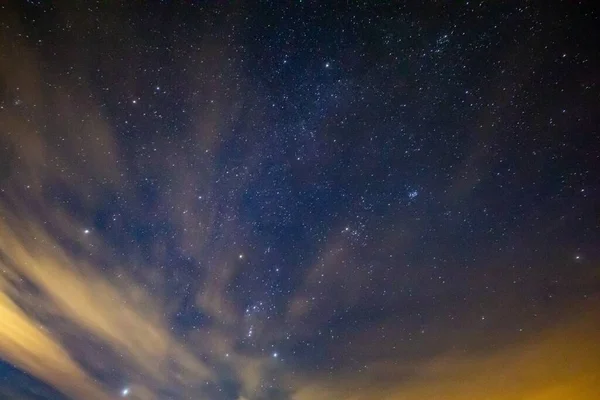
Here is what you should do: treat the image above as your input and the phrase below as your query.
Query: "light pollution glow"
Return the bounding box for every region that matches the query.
[0,5,599,400]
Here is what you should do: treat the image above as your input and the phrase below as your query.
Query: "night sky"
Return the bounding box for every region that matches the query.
[1,2,599,400]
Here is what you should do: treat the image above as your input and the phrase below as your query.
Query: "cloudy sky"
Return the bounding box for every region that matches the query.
[0,2,599,399]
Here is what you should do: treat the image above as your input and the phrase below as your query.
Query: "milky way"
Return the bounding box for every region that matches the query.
[0,2,599,400]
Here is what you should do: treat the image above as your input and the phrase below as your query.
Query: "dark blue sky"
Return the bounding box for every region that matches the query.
[0,2,599,399]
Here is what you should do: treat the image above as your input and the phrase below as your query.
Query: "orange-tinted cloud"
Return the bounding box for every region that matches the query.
[1,5,598,400]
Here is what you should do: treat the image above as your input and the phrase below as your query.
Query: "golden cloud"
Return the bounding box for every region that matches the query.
[0,206,216,398]
[1,5,598,400]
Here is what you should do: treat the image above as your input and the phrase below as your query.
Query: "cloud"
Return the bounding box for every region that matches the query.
[0,9,275,399]
[0,5,598,400]
[0,288,111,400]
[0,203,218,396]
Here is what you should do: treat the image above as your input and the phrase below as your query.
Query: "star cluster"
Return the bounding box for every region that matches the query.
[0,2,599,400]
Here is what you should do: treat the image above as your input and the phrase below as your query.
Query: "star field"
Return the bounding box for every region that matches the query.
[0,2,599,400]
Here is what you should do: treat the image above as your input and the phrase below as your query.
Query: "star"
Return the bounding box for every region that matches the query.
[121,387,130,397]
[83,229,90,235]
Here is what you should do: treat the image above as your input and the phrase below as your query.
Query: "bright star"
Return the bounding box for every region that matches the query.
[121,387,130,397]
[83,229,90,234]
